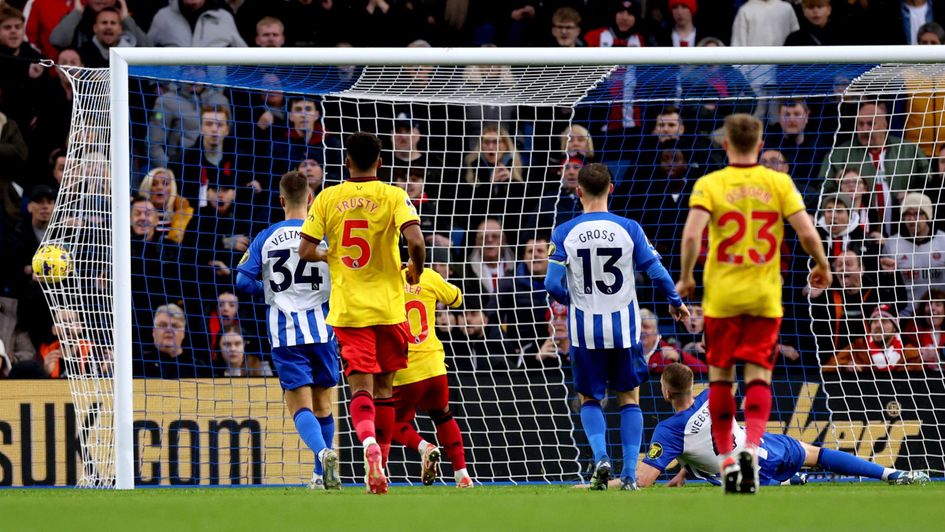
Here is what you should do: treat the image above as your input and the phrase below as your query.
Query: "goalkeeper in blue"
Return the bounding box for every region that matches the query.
[633,363,930,489]
[545,163,690,490]
[236,171,340,490]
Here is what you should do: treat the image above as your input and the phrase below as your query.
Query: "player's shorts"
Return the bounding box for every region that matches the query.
[393,374,450,423]
[704,316,782,370]
[758,433,807,484]
[333,322,410,376]
[570,344,648,401]
[271,341,340,391]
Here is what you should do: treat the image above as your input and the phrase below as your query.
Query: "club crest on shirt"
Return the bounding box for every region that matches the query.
[647,442,663,460]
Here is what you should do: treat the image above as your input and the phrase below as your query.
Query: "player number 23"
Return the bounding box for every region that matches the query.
[716,211,778,265]
[341,219,372,269]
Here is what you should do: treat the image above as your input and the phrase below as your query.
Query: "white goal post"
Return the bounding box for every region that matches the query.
[52,45,945,489]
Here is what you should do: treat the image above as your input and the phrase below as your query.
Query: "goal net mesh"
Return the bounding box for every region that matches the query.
[42,59,945,487]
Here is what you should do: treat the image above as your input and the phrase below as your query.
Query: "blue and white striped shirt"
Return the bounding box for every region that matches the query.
[549,212,661,350]
[237,219,332,348]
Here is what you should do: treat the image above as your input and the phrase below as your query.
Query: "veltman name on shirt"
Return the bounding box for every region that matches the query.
[335,197,380,214]
[725,185,772,205]
[576,228,617,243]
[270,230,300,247]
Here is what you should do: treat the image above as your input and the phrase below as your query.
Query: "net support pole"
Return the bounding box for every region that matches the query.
[110,51,134,490]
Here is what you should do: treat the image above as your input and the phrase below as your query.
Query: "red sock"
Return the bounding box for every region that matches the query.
[394,421,424,452]
[375,397,396,465]
[433,411,467,471]
[743,379,772,448]
[350,390,376,443]
[709,381,736,456]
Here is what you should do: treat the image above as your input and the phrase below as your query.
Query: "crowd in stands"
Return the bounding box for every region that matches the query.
[2,0,945,380]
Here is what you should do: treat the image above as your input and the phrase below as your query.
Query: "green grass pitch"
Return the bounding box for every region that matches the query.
[2,483,944,531]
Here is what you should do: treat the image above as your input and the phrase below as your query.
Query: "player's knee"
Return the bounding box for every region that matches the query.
[579,395,600,407]
[429,408,453,425]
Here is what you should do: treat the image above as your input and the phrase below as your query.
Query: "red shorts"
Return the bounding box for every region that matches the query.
[333,322,410,376]
[393,374,450,423]
[704,316,782,371]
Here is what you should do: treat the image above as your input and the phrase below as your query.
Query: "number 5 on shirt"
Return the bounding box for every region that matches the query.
[341,219,371,269]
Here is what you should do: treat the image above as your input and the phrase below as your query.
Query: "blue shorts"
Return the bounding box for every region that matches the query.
[570,344,648,401]
[271,341,340,391]
[759,434,807,484]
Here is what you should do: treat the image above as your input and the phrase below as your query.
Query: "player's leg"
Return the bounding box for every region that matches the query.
[612,345,648,490]
[572,346,611,489]
[704,317,739,459]
[373,323,411,470]
[615,388,642,490]
[309,342,341,488]
[424,375,470,487]
[271,345,331,489]
[334,326,387,494]
[800,441,917,483]
[285,386,330,488]
[732,317,781,494]
[392,382,424,452]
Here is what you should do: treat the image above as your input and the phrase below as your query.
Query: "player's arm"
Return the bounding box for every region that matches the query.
[545,228,570,305]
[636,462,663,489]
[787,210,832,290]
[403,223,425,284]
[677,208,711,298]
[545,261,569,305]
[299,195,327,262]
[234,238,264,296]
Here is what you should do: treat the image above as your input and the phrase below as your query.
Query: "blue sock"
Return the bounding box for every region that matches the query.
[315,414,335,475]
[580,401,609,464]
[619,404,643,483]
[818,448,897,480]
[293,408,327,474]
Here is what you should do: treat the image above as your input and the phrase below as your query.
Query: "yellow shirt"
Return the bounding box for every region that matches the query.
[394,268,463,387]
[301,178,420,327]
[689,165,806,318]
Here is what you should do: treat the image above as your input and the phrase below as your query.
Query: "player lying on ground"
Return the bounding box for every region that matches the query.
[546,163,689,491]
[676,113,831,494]
[628,363,929,489]
[389,248,473,488]
[299,132,425,494]
[236,171,340,490]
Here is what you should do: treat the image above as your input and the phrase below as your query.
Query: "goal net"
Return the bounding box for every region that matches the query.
[38,50,945,488]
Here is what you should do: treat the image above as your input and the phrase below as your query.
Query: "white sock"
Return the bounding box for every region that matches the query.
[455,468,469,482]
[881,468,898,481]
[363,436,377,448]
[418,440,431,454]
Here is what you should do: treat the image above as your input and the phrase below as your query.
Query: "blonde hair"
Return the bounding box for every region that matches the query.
[560,124,594,160]
[139,167,179,207]
[464,124,524,183]
[724,114,763,155]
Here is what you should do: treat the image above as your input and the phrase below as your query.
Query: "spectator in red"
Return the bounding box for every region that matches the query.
[656,0,698,47]
[642,308,707,374]
[50,0,149,51]
[207,290,240,364]
[148,0,246,47]
[25,0,75,60]
[825,305,922,372]
[903,288,945,370]
[584,0,645,47]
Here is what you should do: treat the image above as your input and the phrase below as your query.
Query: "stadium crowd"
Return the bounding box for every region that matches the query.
[1,0,945,379]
